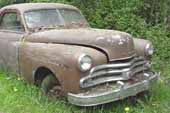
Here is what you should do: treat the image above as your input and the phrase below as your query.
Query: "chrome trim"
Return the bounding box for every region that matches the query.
[80,67,148,88]
[68,72,159,106]
[80,56,147,88]
[90,57,144,74]
[109,53,136,62]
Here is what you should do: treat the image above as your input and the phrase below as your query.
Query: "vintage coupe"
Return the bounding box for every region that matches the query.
[0,3,158,106]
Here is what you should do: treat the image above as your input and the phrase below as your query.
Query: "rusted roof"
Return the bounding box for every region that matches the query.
[1,3,78,13]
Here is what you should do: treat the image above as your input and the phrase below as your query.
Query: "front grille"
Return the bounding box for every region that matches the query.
[80,55,148,88]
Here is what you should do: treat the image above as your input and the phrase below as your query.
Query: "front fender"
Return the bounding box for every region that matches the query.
[133,38,152,57]
[19,42,107,94]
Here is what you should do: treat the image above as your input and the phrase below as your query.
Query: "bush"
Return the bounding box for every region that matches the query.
[53,0,170,63]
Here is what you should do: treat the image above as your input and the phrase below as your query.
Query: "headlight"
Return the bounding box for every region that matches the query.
[78,54,93,72]
[145,43,154,56]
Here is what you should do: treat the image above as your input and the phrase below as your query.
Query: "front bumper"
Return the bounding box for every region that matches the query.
[68,72,159,106]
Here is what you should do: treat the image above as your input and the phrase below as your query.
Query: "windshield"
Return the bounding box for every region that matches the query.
[24,9,88,29]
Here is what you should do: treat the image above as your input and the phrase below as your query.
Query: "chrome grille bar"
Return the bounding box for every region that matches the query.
[90,57,144,74]
[80,56,148,88]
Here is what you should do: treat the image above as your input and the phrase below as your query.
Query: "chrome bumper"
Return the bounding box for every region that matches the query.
[68,72,159,106]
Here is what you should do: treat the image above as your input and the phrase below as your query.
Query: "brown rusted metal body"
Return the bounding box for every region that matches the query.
[0,3,158,106]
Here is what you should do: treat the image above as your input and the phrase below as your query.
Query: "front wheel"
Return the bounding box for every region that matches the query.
[41,74,62,97]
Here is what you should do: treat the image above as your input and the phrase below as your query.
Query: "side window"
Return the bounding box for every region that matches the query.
[0,12,24,32]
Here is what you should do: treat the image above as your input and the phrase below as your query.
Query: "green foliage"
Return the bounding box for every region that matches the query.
[0,0,13,7]
[139,0,170,29]
[0,0,27,7]
[71,0,144,29]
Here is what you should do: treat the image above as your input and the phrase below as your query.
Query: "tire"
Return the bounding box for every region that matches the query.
[41,74,61,96]
[137,90,151,100]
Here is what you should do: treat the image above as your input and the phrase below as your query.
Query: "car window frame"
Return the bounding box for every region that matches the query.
[0,9,25,34]
[23,8,90,30]
[23,8,65,30]
[58,8,87,23]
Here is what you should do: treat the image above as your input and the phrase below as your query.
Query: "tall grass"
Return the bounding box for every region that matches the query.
[0,70,170,113]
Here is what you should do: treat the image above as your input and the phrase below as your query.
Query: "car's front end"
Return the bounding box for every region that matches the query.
[25,27,159,106]
[68,53,158,106]
[66,33,159,106]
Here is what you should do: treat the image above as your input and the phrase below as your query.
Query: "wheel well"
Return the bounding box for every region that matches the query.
[34,67,56,86]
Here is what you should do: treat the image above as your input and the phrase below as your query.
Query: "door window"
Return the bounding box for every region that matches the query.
[0,12,24,32]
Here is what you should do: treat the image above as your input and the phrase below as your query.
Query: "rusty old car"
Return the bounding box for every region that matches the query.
[0,3,159,106]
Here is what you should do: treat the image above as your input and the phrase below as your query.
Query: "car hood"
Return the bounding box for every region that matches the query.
[25,28,135,61]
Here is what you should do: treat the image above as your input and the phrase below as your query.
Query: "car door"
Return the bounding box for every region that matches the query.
[0,9,25,74]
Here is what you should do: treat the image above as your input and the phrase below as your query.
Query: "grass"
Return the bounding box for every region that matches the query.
[0,60,170,113]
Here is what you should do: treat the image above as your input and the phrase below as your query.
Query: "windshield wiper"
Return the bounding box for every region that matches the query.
[68,21,88,28]
[31,24,65,32]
